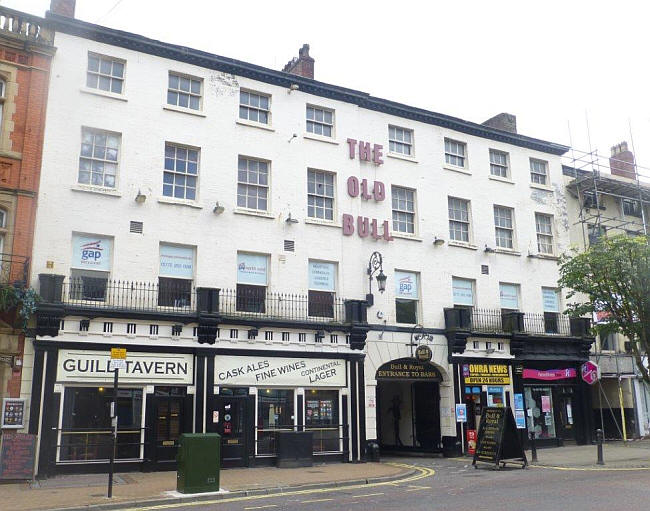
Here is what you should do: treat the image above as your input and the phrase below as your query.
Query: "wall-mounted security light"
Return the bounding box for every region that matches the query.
[213,202,225,214]
[484,245,495,253]
[288,83,299,93]
[433,236,445,246]
[135,190,146,204]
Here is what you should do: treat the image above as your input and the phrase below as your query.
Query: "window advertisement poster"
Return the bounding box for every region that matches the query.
[395,271,418,299]
[541,395,551,413]
[71,234,112,271]
[159,244,194,278]
[499,283,519,309]
[542,288,560,313]
[237,253,268,285]
[455,403,467,423]
[452,278,473,306]
[308,261,336,291]
[514,393,525,411]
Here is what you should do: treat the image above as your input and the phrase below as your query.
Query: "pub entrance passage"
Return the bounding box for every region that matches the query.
[375,358,442,453]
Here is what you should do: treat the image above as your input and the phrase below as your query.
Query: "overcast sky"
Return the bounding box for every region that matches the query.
[9,0,650,175]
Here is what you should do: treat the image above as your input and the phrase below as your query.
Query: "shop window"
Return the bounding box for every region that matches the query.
[257,389,294,455]
[305,389,340,453]
[487,386,505,407]
[60,387,142,462]
[158,243,194,307]
[237,252,268,313]
[395,270,418,324]
[525,386,556,439]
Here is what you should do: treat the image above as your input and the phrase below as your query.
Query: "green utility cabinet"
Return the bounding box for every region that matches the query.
[176,433,221,494]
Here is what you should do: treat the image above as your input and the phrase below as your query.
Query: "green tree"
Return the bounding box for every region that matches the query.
[558,234,650,383]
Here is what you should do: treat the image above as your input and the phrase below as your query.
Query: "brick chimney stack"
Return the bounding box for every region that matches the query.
[609,141,636,179]
[482,113,517,134]
[282,44,314,79]
[50,0,76,17]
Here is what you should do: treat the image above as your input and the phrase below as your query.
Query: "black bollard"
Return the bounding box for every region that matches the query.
[529,431,538,463]
[596,429,604,465]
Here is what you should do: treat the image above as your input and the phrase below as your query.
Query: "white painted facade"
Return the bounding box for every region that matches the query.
[29,31,571,446]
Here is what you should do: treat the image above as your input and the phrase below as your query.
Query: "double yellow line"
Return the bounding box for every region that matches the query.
[119,463,435,511]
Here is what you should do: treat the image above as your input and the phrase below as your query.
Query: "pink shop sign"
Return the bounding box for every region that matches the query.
[522,368,577,381]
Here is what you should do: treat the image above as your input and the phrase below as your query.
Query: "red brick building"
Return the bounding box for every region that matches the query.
[0,7,54,402]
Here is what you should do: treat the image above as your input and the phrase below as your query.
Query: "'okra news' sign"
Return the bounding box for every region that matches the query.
[214,355,346,387]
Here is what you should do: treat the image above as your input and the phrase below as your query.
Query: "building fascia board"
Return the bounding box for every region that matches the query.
[45,12,568,156]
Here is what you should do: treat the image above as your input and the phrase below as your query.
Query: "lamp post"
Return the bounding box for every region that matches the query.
[366,251,387,307]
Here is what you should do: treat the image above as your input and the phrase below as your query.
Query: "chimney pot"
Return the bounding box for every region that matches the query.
[609,140,636,179]
[282,44,315,80]
[50,0,76,17]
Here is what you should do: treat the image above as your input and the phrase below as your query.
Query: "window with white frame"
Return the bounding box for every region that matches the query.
[530,158,548,185]
[78,128,120,188]
[308,260,336,318]
[542,287,560,334]
[237,157,269,211]
[392,186,415,234]
[395,271,419,324]
[448,197,470,242]
[70,234,113,301]
[167,73,202,110]
[86,53,124,94]
[239,90,270,124]
[158,243,195,307]
[452,277,474,308]
[306,106,333,137]
[499,282,520,312]
[535,213,554,254]
[163,144,199,200]
[494,206,514,249]
[489,149,509,178]
[237,252,268,313]
[445,138,466,167]
[307,169,334,220]
[389,126,413,156]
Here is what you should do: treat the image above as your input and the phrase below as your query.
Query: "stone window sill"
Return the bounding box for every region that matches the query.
[234,208,275,219]
[303,133,339,145]
[163,104,207,117]
[528,252,559,261]
[391,232,423,241]
[304,218,341,228]
[236,119,275,132]
[387,153,418,163]
[489,175,514,185]
[448,240,478,250]
[80,87,128,102]
[494,248,521,256]
[71,184,122,197]
[157,196,203,209]
[530,183,553,192]
[443,165,471,176]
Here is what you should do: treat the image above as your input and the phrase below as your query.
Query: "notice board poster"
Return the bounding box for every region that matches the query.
[0,433,36,480]
[472,407,527,469]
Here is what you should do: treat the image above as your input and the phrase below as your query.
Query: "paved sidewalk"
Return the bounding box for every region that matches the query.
[528,439,650,468]
[0,462,408,511]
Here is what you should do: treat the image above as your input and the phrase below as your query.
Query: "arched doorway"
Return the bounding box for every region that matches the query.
[375,358,442,452]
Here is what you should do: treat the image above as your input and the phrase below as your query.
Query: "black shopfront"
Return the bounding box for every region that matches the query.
[28,340,366,476]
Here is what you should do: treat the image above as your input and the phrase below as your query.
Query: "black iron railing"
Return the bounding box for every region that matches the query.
[470,308,571,336]
[55,277,348,324]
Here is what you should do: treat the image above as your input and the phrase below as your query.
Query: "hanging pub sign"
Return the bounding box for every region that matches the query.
[415,345,432,363]
[472,406,527,469]
[462,363,510,385]
[376,358,442,381]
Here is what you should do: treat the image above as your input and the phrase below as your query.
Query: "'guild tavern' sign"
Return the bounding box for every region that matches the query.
[342,138,393,242]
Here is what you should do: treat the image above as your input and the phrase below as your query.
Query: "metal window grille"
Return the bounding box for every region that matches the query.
[230,329,238,339]
[298,333,306,342]
[103,322,113,333]
[265,331,273,341]
[149,324,159,335]
[127,323,136,334]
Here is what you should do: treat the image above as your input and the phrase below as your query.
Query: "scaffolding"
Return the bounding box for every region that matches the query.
[563,142,650,440]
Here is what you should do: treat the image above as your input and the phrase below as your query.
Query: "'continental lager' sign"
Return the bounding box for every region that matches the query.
[462,363,510,384]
